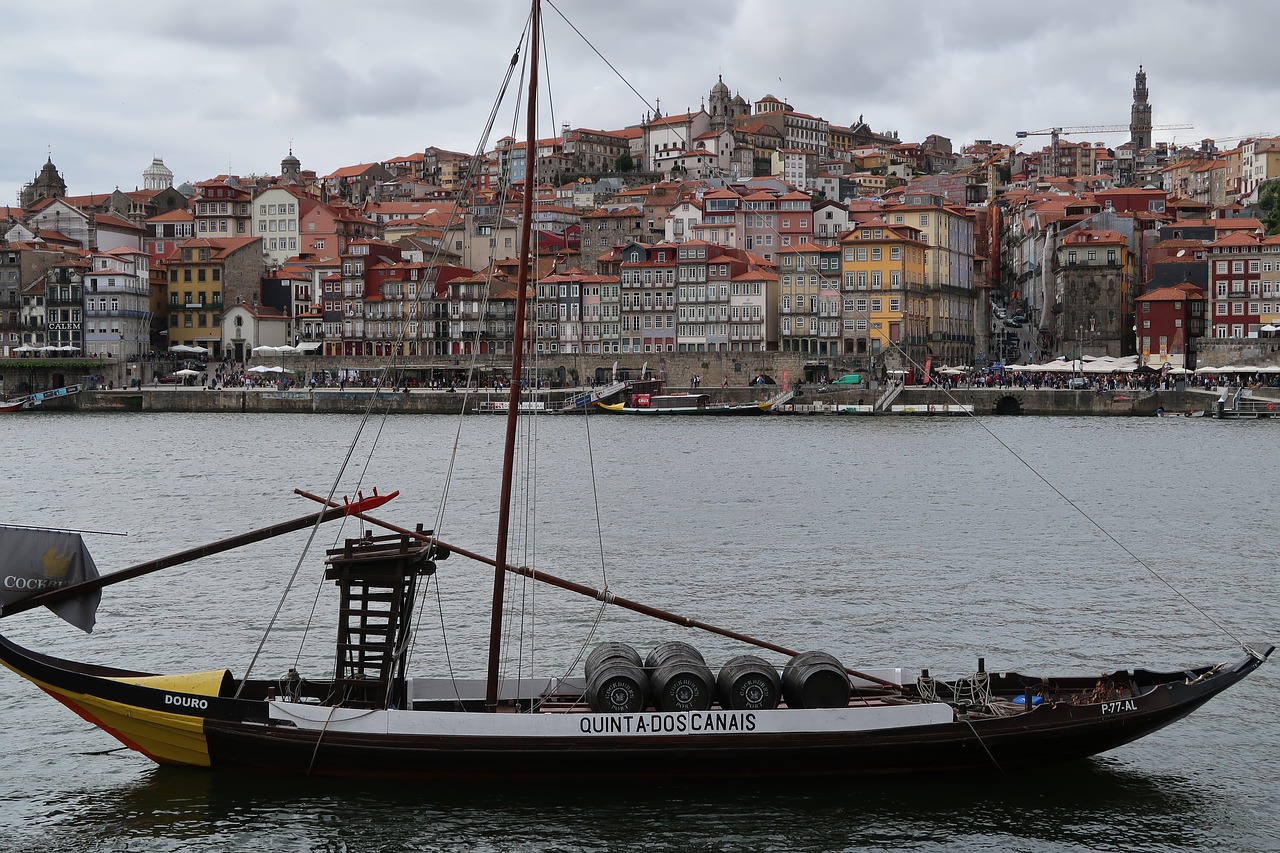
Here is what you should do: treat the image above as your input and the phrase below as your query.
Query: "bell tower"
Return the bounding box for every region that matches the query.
[1130,66,1152,150]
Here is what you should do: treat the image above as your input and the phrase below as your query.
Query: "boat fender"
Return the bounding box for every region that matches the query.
[1011,693,1043,707]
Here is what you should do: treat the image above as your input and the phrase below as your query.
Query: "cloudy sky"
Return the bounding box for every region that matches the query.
[3,0,1276,204]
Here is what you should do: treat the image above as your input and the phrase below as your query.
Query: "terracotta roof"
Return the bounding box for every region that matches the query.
[148,209,194,223]
[95,213,144,231]
[1139,285,1204,301]
[1060,228,1127,246]
[324,163,383,179]
[1209,232,1262,248]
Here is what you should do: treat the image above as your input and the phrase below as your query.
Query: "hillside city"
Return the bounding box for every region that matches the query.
[3,66,1279,381]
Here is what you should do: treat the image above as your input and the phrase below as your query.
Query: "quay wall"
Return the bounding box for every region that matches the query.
[68,386,1237,416]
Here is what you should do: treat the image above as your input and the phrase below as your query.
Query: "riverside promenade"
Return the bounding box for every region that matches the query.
[65,384,1250,416]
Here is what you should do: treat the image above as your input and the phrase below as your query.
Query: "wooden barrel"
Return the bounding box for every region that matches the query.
[781,651,850,709]
[646,641,713,712]
[716,654,781,711]
[585,642,642,681]
[586,661,648,713]
[644,640,706,670]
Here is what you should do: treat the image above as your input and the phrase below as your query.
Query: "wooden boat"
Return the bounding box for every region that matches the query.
[595,392,772,416]
[0,0,1270,782]
[0,384,81,412]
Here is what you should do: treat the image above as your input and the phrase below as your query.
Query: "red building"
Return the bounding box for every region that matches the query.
[1135,283,1205,368]
[1206,232,1268,339]
[1094,187,1168,215]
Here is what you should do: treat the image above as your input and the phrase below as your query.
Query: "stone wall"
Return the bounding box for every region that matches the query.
[1194,338,1280,368]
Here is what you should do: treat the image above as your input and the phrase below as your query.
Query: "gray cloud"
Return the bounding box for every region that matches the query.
[3,0,1278,201]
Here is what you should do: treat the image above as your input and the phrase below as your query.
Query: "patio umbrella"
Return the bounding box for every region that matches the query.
[247,365,272,373]
[251,345,279,355]
[13,345,36,352]
[173,369,201,378]
[189,345,210,354]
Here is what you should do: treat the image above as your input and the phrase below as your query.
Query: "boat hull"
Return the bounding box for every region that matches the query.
[3,634,1268,780]
[594,401,772,416]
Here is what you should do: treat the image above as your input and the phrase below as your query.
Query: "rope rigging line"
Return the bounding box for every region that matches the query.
[678,121,1250,651]
[242,18,535,693]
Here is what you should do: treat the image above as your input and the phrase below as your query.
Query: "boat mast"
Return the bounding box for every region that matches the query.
[486,0,541,712]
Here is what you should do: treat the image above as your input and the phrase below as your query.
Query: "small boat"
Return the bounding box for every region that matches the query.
[595,393,772,416]
[0,0,1270,784]
[0,384,81,413]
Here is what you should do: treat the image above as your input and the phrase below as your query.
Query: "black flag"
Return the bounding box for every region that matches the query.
[0,528,101,632]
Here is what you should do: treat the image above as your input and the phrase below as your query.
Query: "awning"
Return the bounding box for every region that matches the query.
[295,341,322,353]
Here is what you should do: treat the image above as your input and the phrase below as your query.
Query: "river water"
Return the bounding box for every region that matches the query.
[0,412,1276,852]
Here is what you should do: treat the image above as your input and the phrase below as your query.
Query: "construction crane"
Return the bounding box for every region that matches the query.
[1200,132,1276,150]
[1016,123,1194,177]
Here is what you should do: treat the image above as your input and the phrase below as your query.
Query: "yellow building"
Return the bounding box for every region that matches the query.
[839,219,928,371]
[883,192,978,367]
[164,237,263,357]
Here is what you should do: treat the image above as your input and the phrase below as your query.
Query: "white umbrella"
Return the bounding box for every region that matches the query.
[247,365,272,373]
[189,345,210,354]
[267,366,292,374]
[251,345,279,355]
[169,344,194,353]
[276,345,298,354]
[1261,324,1278,332]
[174,368,201,377]
[13,345,36,352]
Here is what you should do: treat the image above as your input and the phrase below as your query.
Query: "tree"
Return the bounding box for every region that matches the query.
[1259,179,1280,235]
[615,152,634,173]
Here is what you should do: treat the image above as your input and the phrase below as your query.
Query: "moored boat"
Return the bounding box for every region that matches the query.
[0,0,1270,785]
[0,384,81,412]
[595,393,772,416]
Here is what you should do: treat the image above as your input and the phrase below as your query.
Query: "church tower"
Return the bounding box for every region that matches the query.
[143,157,174,190]
[1130,65,1152,150]
[280,149,303,186]
[20,157,67,207]
[709,75,732,131]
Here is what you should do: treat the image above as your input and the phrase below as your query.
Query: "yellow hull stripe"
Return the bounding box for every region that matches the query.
[2,663,213,767]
